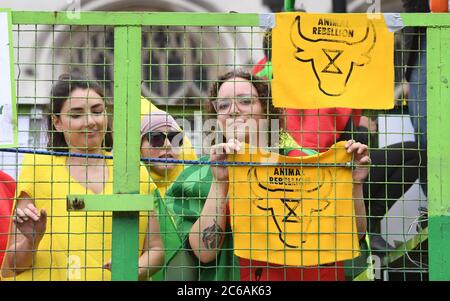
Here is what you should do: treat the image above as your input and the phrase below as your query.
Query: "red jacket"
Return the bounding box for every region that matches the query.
[0,171,15,268]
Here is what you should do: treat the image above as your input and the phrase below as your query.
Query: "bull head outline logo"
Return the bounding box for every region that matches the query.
[248,167,333,248]
[290,15,377,96]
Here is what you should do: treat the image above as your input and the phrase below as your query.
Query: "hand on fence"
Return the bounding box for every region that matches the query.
[13,203,47,243]
[210,139,241,182]
[345,140,370,183]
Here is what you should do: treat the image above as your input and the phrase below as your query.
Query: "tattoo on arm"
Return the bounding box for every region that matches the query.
[201,219,224,250]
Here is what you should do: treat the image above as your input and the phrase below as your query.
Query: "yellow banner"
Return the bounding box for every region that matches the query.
[272,13,394,109]
[227,142,359,266]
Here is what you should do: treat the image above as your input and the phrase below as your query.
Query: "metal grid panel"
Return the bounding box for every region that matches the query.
[0,11,445,281]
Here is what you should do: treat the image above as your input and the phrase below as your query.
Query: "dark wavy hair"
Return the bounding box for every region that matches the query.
[47,73,113,152]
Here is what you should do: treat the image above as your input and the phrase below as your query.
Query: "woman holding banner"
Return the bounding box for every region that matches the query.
[163,69,369,281]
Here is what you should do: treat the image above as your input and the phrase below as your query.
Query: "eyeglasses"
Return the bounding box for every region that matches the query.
[211,94,259,114]
[145,132,184,148]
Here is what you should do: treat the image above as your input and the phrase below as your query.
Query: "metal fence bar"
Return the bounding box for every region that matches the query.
[10,11,450,28]
[401,13,450,27]
[426,25,450,281]
[110,25,142,281]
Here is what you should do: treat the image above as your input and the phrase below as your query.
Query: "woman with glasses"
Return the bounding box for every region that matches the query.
[163,69,369,281]
[1,73,164,281]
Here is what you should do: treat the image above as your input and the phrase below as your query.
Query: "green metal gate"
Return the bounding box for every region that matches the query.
[0,9,448,281]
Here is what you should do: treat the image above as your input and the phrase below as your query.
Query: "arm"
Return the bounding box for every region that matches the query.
[345,140,370,240]
[353,184,367,240]
[1,193,47,278]
[188,180,228,264]
[138,211,165,280]
[188,139,240,264]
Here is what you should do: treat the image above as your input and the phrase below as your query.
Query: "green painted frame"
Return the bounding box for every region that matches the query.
[109,25,142,281]
[67,195,153,212]
[6,9,450,280]
[425,25,450,281]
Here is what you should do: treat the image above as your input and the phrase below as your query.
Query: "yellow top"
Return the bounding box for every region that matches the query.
[140,96,198,196]
[4,153,156,281]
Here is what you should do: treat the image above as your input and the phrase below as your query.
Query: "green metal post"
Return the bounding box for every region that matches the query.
[284,0,295,12]
[111,25,142,281]
[427,26,450,281]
